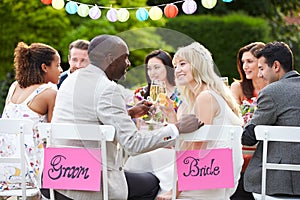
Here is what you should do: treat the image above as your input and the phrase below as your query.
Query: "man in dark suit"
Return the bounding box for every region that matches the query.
[57,39,90,88]
[242,41,300,197]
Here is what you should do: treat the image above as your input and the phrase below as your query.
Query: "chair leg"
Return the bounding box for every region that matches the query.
[49,189,55,200]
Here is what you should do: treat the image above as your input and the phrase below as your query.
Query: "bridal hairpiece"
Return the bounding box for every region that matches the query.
[191,42,213,66]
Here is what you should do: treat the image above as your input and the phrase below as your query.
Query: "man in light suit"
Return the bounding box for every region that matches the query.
[50,34,202,200]
[57,39,90,89]
[242,41,300,197]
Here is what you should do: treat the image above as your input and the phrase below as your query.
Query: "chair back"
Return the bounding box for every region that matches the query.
[254,125,300,200]
[172,125,243,199]
[0,118,37,200]
[37,123,115,200]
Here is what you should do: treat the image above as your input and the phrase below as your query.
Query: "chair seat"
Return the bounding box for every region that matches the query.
[0,188,39,197]
[253,193,300,200]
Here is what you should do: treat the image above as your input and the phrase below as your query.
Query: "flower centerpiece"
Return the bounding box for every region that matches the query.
[240,97,257,124]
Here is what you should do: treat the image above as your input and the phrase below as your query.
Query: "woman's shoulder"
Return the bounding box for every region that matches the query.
[230,81,242,90]
[34,84,57,102]
[196,90,218,103]
[230,81,243,104]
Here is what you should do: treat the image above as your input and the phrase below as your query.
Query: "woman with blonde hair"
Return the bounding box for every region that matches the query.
[158,42,243,200]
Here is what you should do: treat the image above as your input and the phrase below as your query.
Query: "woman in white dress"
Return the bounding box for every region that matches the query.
[0,42,62,194]
[157,42,243,200]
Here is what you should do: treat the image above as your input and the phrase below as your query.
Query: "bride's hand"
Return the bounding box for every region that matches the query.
[159,96,177,123]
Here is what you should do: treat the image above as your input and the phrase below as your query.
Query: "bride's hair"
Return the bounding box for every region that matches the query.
[173,42,240,116]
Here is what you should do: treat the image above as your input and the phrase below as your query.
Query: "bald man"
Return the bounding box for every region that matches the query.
[50,34,201,200]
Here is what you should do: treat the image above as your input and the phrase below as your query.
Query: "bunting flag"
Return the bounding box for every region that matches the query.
[41,0,233,22]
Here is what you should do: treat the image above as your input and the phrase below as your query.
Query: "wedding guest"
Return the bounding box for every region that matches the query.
[230,42,266,200]
[125,49,182,194]
[231,42,267,106]
[157,42,243,200]
[242,41,300,197]
[134,49,181,111]
[50,34,202,200]
[57,39,90,88]
[0,41,62,197]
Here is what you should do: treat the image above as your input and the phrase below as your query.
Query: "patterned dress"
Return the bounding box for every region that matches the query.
[240,92,258,172]
[0,81,55,191]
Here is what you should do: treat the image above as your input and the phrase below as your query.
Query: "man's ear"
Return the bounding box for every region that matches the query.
[41,63,47,73]
[105,53,114,65]
[273,60,280,72]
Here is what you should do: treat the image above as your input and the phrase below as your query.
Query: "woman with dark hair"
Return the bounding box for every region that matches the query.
[3,41,62,122]
[231,42,267,105]
[230,42,267,200]
[126,50,182,195]
[134,49,181,111]
[1,41,62,197]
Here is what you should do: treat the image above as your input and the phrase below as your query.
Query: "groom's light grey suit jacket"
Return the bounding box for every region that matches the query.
[52,64,178,200]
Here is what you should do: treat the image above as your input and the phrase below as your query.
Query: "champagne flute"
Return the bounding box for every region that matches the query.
[220,77,229,87]
[147,80,167,124]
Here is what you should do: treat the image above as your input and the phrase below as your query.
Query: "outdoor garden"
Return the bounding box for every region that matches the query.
[0,0,299,113]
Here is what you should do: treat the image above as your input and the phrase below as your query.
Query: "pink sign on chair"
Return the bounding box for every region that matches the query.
[43,147,102,191]
[176,148,234,191]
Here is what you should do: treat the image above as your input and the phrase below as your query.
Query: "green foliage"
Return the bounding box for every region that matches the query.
[164,13,271,82]
[225,0,300,71]
[0,0,70,113]
[1,0,300,114]
[58,19,118,68]
[0,0,70,78]
[117,27,174,89]
[0,72,14,117]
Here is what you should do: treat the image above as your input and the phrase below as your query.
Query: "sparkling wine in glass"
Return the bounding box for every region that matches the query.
[148,80,167,124]
[220,77,229,86]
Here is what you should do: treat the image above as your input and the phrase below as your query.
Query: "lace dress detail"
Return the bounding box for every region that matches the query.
[0,81,54,191]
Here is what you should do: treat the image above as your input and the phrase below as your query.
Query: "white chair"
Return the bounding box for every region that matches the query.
[171,125,243,200]
[0,118,40,200]
[253,125,300,200]
[37,123,115,200]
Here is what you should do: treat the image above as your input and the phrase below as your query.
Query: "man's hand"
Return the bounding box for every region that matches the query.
[175,114,204,133]
[128,100,153,118]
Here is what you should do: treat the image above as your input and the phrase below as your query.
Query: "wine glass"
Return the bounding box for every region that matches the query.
[147,80,166,124]
[220,77,229,87]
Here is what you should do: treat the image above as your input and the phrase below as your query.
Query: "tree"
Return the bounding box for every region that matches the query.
[0,0,70,113]
[0,0,70,78]
[226,0,300,69]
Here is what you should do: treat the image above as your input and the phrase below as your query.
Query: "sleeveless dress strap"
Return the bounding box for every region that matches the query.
[22,83,54,105]
[201,90,225,116]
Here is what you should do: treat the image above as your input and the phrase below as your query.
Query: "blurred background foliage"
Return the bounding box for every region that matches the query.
[0,0,300,113]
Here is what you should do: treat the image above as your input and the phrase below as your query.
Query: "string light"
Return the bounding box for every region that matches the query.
[136,8,149,21]
[201,0,217,9]
[89,5,101,19]
[164,4,179,18]
[41,0,231,21]
[182,0,198,14]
